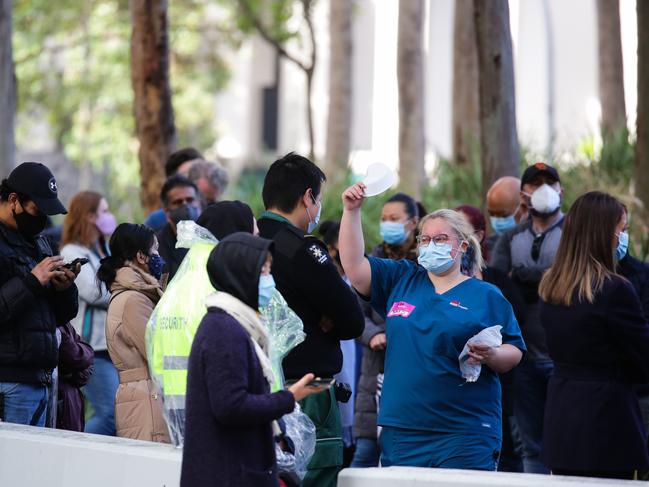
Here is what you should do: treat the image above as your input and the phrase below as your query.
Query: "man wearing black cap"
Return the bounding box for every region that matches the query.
[0,162,80,427]
[491,162,564,474]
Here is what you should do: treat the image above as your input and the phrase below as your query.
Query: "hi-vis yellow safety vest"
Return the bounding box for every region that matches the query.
[147,241,216,412]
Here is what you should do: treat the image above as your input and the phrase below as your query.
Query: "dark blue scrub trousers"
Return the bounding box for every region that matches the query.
[379,426,501,471]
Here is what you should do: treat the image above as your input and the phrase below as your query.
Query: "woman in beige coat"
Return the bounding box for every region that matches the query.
[97,223,170,443]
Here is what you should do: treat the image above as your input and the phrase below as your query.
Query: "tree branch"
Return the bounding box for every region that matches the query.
[238,0,310,72]
[301,0,316,72]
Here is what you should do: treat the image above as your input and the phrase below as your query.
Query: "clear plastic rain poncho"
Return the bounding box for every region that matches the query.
[260,291,315,480]
[146,221,219,446]
[146,222,316,479]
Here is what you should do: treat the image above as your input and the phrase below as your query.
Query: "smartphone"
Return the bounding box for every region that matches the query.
[285,377,335,388]
[308,378,335,388]
[62,257,89,270]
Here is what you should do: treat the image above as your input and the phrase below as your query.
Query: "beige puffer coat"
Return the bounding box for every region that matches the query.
[105,264,170,443]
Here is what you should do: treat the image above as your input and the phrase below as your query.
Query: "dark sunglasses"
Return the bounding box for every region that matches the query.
[531,233,546,261]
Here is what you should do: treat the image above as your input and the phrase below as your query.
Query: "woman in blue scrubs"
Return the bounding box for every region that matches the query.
[339,183,526,471]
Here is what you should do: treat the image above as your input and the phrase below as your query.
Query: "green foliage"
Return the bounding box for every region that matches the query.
[13,0,237,221]
[235,0,304,45]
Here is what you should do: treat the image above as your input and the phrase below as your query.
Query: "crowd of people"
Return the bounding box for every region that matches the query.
[1,151,649,485]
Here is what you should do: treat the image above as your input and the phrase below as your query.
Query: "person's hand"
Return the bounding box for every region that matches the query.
[31,256,66,286]
[466,344,497,366]
[288,373,331,402]
[342,183,366,212]
[369,333,387,351]
[52,266,77,291]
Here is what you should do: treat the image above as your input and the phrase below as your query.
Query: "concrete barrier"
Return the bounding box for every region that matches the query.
[0,422,181,487]
[338,467,642,486]
[0,423,643,487]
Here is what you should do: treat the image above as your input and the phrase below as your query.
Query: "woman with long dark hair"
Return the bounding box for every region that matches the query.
[97,223,169,442]
[539,191,649,479]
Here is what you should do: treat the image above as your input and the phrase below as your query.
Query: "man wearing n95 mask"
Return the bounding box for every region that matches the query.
[491,162,564,475]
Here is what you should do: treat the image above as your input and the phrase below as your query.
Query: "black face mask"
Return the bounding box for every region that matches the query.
[169,204,200,226]
[13,207,48,239]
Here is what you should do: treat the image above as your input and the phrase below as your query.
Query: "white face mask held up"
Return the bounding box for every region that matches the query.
[458,325,503,382]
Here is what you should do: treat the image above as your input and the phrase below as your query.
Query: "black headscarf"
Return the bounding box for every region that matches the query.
[197,201,254,241]
[206,232,273,309]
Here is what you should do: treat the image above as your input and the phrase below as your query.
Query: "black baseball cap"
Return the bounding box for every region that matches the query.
[521,161,560,188]
[7,162,67,215]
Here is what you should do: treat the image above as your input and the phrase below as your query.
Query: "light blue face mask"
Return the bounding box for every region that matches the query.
[306,195,322,234]
[417,242,458,275]
[258,274,276,309]
[380,221,408,245]
[490,215,516,235]
[615,231,629,261]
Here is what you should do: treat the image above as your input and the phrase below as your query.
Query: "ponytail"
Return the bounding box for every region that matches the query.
[96,255,124,292]
[95,223,155,293]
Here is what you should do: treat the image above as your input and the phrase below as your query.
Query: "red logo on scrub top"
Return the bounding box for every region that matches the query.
[450,300,468,310]
[387,301,416,318]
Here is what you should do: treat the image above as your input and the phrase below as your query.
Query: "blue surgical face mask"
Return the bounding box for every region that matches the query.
[258,274,276,309]
[417,242,459,275]
[615,231,629,261]
[490,215,516,235]
[148,253,165,281]
[306,195,322,234]
[380,221,408,245]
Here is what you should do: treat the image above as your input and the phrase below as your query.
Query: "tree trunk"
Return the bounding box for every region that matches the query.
[597,0,627,138]
[306,66,316,162]
[452,0,480,166]
[473,0,519,197]
[324,0,353,182]
[130,0,176,214]
[635,0,649,214]
[0,0,15,177]
[397,0,426,200]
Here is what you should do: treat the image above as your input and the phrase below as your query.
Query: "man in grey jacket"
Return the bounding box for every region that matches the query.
[491,162,564,474]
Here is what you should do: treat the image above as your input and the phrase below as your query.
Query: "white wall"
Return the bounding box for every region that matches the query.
[0,424,638,487]
[0,422,181,487]
[338,466,640,487]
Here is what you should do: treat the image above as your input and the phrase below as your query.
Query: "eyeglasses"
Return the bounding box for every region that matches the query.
[531,233,546,261]
[416,233,451,247]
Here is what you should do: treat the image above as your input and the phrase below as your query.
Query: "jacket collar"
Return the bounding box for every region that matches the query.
[111,264,163,303]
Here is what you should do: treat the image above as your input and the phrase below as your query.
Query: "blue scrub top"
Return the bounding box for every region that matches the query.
[368,256,526,439]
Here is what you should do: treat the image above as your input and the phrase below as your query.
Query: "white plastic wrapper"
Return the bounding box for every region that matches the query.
[458,325,503,382]
[175,220,218,249]
[276,404,316,480]
[260,289,306,392]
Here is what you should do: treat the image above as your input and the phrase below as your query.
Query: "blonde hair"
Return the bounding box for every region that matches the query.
[419,209,484,275]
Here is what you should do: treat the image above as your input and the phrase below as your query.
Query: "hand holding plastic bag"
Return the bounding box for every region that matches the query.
[276,404,316,480]
[458,325,503,382]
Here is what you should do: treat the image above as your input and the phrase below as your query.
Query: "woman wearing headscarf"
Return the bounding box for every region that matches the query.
[180,233,323,487]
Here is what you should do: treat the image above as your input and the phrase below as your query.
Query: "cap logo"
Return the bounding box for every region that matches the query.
[48,177,58,194]
[534,162,547,170]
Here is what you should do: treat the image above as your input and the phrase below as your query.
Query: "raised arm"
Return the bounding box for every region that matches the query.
[339,183,372,296]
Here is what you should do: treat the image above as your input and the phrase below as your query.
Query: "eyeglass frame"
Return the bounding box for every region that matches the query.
[416,233,464,248]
